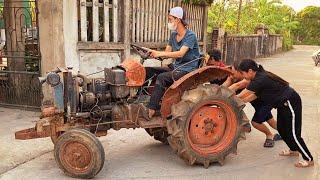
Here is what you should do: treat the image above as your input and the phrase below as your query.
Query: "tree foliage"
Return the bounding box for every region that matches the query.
[207,0,300,50]
[183,0,214,5]
[293,6,320,45]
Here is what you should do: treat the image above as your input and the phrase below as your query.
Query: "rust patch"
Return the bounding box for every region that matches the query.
[15,125,51,140]
[60,141,93,174]
[41,106,57,118]
[15,115,66,141]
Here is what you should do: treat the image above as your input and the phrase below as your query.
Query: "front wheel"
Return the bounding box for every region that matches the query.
[54,128,105,179]
[167,84,247,168]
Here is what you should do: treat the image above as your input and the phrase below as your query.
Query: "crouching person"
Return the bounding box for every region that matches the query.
[224,66,281,147]
[236,59,314,168]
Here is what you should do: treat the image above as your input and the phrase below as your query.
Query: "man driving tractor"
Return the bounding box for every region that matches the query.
[145,6,200,118]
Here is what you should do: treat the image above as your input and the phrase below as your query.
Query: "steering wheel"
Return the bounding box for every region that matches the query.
[131,44,164,64]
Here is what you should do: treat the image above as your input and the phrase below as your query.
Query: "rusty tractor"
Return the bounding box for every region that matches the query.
[15,44,249,179]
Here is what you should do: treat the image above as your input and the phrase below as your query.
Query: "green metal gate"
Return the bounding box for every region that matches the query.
[0,0,41,109]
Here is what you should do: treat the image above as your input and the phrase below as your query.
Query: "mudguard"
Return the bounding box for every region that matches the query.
[160,66,232,118]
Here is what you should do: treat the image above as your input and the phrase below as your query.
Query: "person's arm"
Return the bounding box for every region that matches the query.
[143,45,172,55]
[237,88,257,103]
[242,93,257,103]
[164,45,172,52]
[238,73,266,103]
[222,76,233,87]
[151,46,189,58]
[229,79,250,92]
[237,88,252,99]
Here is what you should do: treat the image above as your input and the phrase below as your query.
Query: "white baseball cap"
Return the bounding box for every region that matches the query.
[169,7,184,19]
[169,7,188,26]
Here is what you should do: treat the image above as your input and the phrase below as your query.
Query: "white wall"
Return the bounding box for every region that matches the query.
[79,51,121,78]
[63,0,80,72]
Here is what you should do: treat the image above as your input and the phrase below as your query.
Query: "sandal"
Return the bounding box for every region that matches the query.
[273,133,282,141]
[295,160,314,168]
[279,149,299,157]
[263,138,274,148]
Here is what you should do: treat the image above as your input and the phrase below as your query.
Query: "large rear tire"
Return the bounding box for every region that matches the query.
[54,128,105,179]
[167,84,247,168]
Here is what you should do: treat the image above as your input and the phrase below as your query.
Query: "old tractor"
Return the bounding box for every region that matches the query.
[15,44,249,179]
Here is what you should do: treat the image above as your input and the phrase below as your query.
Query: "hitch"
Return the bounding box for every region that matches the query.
[15,125,51,140]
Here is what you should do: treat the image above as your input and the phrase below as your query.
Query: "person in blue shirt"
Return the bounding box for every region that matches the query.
[145,7,200,118]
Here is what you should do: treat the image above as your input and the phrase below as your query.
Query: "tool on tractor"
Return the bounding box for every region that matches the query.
[15,44,249,179]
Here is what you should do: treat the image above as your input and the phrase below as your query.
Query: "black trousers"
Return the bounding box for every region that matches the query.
[277,91,313,161]
[145,67,188,110]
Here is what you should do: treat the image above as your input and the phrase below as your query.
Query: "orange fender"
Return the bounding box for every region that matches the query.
[160,66,232,118]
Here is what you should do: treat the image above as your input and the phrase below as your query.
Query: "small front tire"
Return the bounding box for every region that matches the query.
[54,128,105,179]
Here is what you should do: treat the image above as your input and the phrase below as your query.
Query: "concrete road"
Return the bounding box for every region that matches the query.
[0,45,320,180]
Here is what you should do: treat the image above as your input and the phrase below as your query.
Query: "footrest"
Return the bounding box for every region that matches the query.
[138,116,166,128]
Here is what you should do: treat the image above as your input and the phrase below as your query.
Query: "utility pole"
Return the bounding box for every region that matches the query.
[236,0,243,34]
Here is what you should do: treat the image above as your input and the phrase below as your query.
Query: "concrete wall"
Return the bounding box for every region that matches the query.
[38,0,65,75]
[79,51,121,78]
[63,0,80,72]
[38,0,66,107]
[39,0,82,75]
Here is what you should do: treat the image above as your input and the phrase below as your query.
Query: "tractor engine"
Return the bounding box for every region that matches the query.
[79,68,132,110]
[41,60,147,131]
[79,60,146,109]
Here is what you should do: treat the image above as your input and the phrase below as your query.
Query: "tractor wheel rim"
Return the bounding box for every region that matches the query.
[60,141,93,173]
[186,100,238,156]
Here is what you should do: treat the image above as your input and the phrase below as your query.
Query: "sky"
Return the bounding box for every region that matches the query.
[282,0,320,12]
